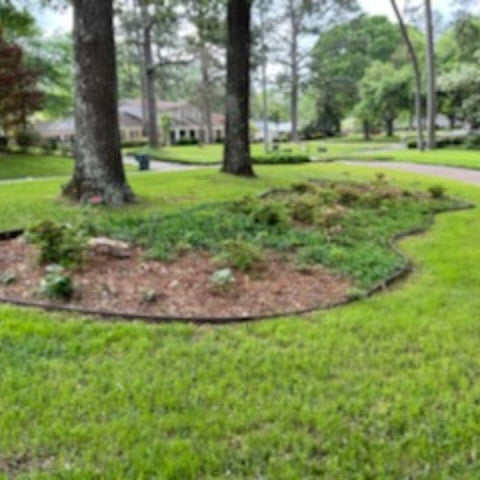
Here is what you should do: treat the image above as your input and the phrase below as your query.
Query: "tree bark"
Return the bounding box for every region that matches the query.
[385,118,394,137]
[139,0,159,148]
[64,0,134,205]
[362,120,370,141]
[425,0,436,149]
[222,0,254,176]
[260,2,269,152]
[289,8,299,143]
[390,0,424,151]
[200,44,214,144]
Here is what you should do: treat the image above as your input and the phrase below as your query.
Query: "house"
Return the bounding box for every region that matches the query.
[36,99,225,145]
[252,120,293,142]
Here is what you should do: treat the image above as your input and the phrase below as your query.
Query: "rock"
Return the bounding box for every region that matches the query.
[88,237,131,259]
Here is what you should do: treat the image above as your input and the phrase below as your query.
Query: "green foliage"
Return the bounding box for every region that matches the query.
[121,139,148,149]
[0,271,16,285]
[15,129,40,151]
[26,220,86,268]
[428,184,447,199]
[216,239,266,272]
[175,137,200,146]
[39,272,74,300]
[252,153,310,164]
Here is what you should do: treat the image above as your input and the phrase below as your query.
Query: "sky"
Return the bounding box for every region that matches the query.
[35,0,480,36]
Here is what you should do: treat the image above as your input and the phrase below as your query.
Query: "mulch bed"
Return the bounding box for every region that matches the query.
[0,237,352,320]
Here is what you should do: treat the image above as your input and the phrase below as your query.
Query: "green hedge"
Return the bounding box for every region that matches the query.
[121,139,148,149]
[252,153,311,164]
[407,136,465,149]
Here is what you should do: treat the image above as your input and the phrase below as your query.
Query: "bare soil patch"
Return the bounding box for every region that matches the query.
[0,237,352,319]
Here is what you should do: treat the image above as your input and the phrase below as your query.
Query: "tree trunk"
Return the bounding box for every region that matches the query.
[64,0,134,205]
[449,114,455,130]
[390,0,424,151]
[362,120,370,141]
[222,0,254,176]
[139,0,159,148]
[290,25,299,143]
[385,118,394,137]
[425,0,436,149]
[260,3,269,153]
[200,44,214,144]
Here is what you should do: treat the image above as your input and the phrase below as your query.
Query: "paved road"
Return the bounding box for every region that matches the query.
[341,161,480,187]
[124,156,216,172]
[2,159,480,187]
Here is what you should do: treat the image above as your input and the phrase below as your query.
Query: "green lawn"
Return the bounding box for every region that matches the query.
[126,141,391,164]
[1,163,480,478]
[0,153,137,181]
[355,147,480,170]
[0,153,74,180]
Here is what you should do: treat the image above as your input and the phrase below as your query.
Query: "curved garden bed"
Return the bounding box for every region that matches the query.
[0,178,473,323]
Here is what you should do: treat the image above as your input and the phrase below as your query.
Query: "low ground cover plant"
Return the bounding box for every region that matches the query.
[83,177,465,290]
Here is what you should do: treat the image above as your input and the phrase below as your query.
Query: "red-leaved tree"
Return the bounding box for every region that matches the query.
[0,28,43,132]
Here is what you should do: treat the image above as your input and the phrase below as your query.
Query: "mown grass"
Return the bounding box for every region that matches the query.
[0,163,480,478]
[0,153,136,181]
[0,153,73,180]
[356,147,480,170]
[126,140,389,164]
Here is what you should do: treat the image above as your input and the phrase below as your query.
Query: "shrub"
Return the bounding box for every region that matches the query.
[15,129,40,151]
[40,273,74,300]
[175,137,199,146]
[0,136,9,151]
[407,136,465,149]
[289,195,318,224]
[251,201,289,227]
[121,139,148,149]
[216,239,265,272]
[41,138,57,154]
[428,184,446,199]
[26,220,86,268]
[464,135,480,150]
[336,185,361,206]
[252,153,310,164]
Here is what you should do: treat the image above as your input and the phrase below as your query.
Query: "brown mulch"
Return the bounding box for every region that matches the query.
[0,238,353,319]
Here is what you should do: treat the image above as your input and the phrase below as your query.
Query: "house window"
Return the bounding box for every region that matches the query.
[190,130,196,139]
[180,130,186,138]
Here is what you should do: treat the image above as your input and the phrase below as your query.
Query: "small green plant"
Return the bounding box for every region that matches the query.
[336,184,361,205]
[210,268,236,293]
[289,195,318,224]
[26,220,86,268]
[428,184,446,199]
[40,273,74,300]
[0,272,16,285]
[251,201,289,227]
[216,239,265,272]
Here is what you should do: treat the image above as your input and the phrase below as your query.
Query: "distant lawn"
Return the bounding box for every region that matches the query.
[0,153,137,181]
[355,148,480,170]
[126,140,392,165]
[0,153,73,180]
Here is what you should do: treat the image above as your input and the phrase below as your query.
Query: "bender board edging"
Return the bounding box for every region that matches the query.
[0,200,474,325]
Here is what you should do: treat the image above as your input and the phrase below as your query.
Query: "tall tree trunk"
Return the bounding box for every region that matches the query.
[385,117,394,137]
[222,0,254,176]
[139,0,159,148]
[391,0,424,151]
[260,2,269,152]
[200,44,213,144]
[64,0,133,205]
[362,120,370,141]
[425,0,436,149]
[290,26,299,142]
